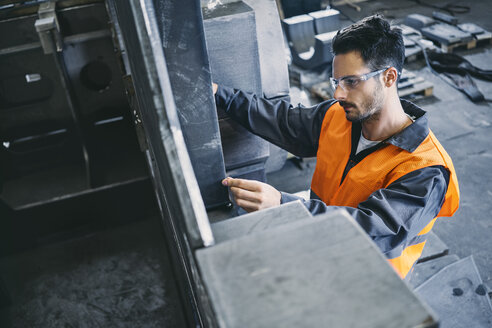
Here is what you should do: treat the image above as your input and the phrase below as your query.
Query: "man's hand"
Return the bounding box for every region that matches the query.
[212,82,218,95]
[222,177,281,213]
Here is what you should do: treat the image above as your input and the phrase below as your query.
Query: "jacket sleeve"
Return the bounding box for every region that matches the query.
[283,165,449,255]
[215,85,335,157]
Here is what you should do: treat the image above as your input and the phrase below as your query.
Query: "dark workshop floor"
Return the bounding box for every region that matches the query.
[0,216,187,328]
[1,0,492,327]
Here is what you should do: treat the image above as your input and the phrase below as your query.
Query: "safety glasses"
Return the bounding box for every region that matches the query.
[330,67,390,91]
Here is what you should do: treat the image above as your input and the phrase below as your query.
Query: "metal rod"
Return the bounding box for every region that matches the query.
[51,50,93,188]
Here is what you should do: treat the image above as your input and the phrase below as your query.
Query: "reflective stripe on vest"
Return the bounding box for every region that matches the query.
[311,103,460,278]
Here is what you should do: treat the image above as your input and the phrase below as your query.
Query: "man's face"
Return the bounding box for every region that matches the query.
[332,51,385,122]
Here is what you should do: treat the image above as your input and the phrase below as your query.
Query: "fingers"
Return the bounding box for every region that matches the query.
[234,198,260,213]
[221,177,281,213]
[222,177,261,191]
[222,177,263,211]
[230,186,260,203]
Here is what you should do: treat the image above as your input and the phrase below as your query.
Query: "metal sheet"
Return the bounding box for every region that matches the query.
[203,1,269,179]
[197,209,437,327]
[409,254,459,289]
[211,200,310,243]
[154,0,229,209]
[416,256,492,328]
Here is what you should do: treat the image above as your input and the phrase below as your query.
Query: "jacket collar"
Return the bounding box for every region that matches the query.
[347,99,429,155]
[386,99,429,153]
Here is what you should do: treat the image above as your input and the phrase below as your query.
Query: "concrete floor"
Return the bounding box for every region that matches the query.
[1,0,492,327]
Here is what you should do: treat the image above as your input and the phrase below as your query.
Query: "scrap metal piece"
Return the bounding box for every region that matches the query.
[409,254,459,289]
[399,24,424,62]
[404,14,435,30]
[283,14,336,69]
[415,256,492,328]
[432,11,458,25]
[458,22,485,35]
[459,23,492,43]
[421,23,473,45]
[294,31,336,69]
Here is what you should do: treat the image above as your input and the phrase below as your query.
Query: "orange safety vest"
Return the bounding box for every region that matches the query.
[311,103,460,278]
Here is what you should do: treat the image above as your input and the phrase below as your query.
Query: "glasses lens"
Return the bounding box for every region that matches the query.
[344,77,363,89]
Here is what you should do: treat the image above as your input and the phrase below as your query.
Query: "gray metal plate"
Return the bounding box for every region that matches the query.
[409,254,460,289]
[419,231,449,263]
[197,209,437,327]
[154,0,229,209]
[415,256,492,328]
[211,200,310,243]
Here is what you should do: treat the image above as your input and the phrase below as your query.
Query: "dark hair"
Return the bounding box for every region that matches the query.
[332,15,404,78]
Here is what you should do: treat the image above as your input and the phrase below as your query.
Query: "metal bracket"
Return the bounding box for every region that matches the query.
[122,75,148,152]
[35,1,63,54]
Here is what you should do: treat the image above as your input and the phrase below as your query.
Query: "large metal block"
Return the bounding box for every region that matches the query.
[203,0,290,175]
[197,209,437,327]
[154,0,229,209]
[201,0,290,98]
[203,1,270,179]
[203,1,262,95]
[242,0,290,99]
[283,14,315,54]
[309,9,340,34]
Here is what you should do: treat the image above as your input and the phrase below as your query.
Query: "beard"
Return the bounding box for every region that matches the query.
[341,81,384,123]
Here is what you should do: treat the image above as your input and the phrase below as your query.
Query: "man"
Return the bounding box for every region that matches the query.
[213,15,459,279]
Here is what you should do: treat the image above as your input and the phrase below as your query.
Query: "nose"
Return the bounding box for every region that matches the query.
[333,84,347,100]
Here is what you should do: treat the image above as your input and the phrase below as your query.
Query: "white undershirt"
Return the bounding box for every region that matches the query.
[356,132,380,154]
[355,115,415,154]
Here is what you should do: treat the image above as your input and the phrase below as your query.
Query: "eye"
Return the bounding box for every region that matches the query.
[344,77,359,87]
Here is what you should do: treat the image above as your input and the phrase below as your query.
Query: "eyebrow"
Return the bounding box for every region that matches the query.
[340,75,359,80]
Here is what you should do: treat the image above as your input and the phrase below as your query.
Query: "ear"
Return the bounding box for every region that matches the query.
[383,67,399,88]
